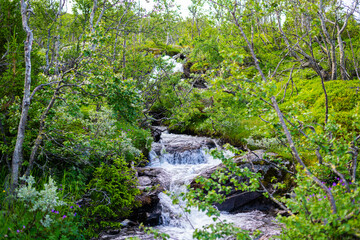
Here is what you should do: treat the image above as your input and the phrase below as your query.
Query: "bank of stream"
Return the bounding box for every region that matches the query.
[100,128,281,240]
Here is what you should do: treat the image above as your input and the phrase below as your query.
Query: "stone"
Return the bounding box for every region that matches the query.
[215,192,263,212]
[191,149,286,213]
[151,127,163,142]
[120,219,136,227]
[129,167,171,226]
[138,176,152,186]
[151,134,217,155]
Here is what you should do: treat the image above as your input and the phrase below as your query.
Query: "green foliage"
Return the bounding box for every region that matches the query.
[278,171,360,239]
[190,36,223,68]
[84,156,140,236]
[2,0,360,238]
[107,75,143,123]
[140,224,171,240]
[140,40,182,56]
[278,78,360,131]
[0,176,84,239]
[193,222,252,240]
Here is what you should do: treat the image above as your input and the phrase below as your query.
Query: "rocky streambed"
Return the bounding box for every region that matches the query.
[100,128,283,240]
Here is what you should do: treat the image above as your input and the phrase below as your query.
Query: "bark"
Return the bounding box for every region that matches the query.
[335,0,359,80]
[89,0,98,33]
[25,86,60,177]
[122,37,126,69]
[337,28,348,80]
[318,1,336,80]
[271,96,337,214]
[232,12,267,83]
[347,30,360,80]
[12,0,33,189]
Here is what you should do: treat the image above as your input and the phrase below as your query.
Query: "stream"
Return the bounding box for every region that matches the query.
[102,55,281,239]
[103,128,281,240]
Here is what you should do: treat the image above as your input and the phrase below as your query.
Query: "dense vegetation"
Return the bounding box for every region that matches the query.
[0,0,359,239]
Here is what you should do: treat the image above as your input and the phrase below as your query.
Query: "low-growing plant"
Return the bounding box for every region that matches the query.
[0,176,84,239]
[84,156,141,236]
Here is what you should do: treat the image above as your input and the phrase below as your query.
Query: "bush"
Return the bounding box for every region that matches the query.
[84,157,140,236]
[0,176,84,239]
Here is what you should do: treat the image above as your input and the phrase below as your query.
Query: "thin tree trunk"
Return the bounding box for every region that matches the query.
[232,13,267,83]
[89,0,98,33]
[12,0,34,189]
[25,87,59,177]
[337,28,348,80]
[335,0,359,80]
[318,0,337,80]
[122,37,126,69]
[271,96,337,214]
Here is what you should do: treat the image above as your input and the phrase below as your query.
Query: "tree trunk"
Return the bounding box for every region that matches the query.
[271,96,337,214]
[318,0,337,80]
[12,0,33,189]
[337,28,348,80]
[233,13,267,83]
[25,88,59,177]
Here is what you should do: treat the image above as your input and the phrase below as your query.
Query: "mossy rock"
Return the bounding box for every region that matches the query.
[190,61,209,73]
[137,41,182,56]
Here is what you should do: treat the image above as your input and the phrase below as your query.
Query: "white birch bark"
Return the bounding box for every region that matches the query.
[12,0,34,188]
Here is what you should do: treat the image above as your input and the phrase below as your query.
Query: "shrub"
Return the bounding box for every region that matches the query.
[0,176,84,239]
[84,156,140,236]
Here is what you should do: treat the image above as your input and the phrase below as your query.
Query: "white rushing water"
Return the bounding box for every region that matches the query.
[150,55,184,83]
[147,130,281,240]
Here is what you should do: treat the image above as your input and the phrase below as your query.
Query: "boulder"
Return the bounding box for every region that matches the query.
[191,150,287,213]
[150,127,163,142]
[137,176,152,186]
[215,192,262,212]
[129,167,171,226]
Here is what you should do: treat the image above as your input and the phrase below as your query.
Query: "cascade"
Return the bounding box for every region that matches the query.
[103,129,281,240]
[147,129,281,239]
[150,55,184,83]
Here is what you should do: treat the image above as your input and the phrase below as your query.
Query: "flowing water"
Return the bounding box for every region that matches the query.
[150,55,184,83]
[145,129,281,240]
[104,57,281,239]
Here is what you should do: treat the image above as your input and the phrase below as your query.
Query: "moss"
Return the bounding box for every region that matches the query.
[278,78,360,132]
[190,61,210,73]
[137,40,182,56]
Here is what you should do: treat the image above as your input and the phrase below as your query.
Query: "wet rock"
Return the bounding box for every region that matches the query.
[145,204,163,226]
[150,132,218,165]
[138,176,152,186]
[191,150,286,212]
[151,134,217,154]
[151,127,163,142]
[137,167,171,190]
[193,78,208,88]
[216,192,263,212]
[129,168,171,226]
[120,219,137,227]
[98,227,155,240]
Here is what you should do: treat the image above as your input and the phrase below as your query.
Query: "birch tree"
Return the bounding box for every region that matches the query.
[11,0,34,189]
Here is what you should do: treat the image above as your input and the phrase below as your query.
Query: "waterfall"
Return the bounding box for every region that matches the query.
[147,130,280,239]
[105,130,281,240]
[150,55,184,83]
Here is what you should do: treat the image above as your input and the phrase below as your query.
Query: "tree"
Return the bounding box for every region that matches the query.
[12,0,34,189]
